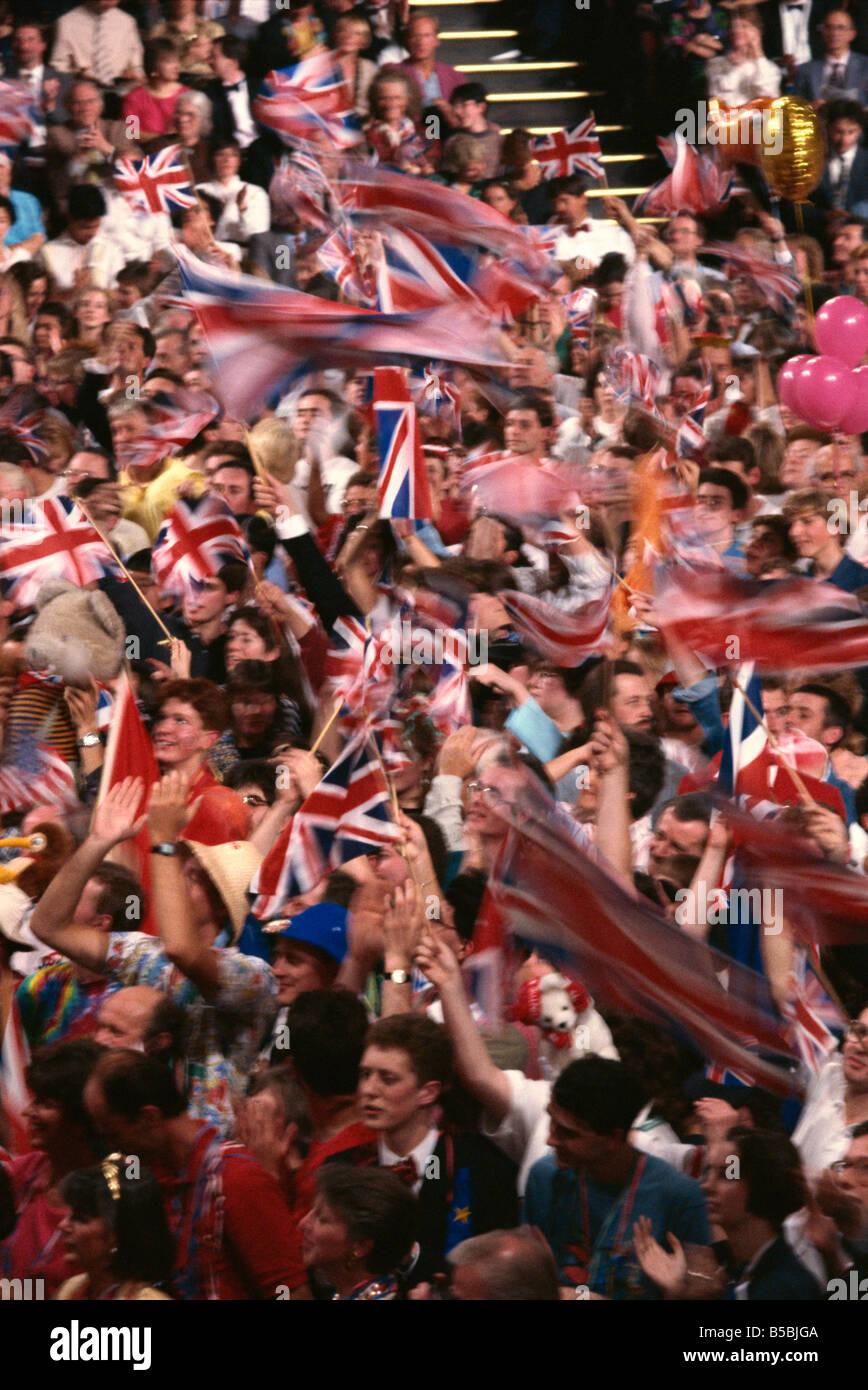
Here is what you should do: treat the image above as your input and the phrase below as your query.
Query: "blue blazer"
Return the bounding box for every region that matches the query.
[816,145,868,211]
[793,51,868,102]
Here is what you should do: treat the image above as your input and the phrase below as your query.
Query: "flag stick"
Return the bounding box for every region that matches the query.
[309,699,342,757]
[367,727,424,890]
[730,673,816,807]
[76,502,174,645]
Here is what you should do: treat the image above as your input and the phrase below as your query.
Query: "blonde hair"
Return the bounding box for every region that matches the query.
[246,417,301,484]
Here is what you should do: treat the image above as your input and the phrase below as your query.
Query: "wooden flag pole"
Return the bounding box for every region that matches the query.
[76,502,174,646]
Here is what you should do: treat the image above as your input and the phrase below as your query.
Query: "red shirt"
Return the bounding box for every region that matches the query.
[157,1124,301,1300]
[0,1152,80,1297]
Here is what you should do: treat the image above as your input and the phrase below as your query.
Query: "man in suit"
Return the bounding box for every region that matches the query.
[816,98,868,211]
[794,8,868,103]
[6,23,71,135]
[359,1013,519,1286]
[763,0,830,85]
[205,35,259,153]
[45,78,140,213]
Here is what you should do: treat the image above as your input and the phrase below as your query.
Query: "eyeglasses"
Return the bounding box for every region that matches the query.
[241,793,269,807]
[846,1020,868,1042]
[830,1159,868,1175]
[466,780,508,808]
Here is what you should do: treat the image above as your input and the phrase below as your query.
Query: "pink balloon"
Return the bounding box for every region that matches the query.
[814,295,868,368]
[777,354,813,411]
[793,355,858,429]
[838,364,868,434]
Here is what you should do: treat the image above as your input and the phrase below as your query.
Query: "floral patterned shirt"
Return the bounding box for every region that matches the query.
[105,932,277,1136]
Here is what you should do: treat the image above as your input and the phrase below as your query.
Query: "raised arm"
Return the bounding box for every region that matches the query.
[414,929,511,1122]
[147,770,221,999]
[29,777,146,972]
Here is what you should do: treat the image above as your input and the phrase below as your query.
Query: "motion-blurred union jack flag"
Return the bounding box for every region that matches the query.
[0,497,116,607]
[113,145,198,215]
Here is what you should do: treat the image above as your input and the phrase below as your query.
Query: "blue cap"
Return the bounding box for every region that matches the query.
[270,902,348,965]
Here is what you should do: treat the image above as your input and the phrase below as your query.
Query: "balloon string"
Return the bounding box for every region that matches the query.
[795,201,815,328]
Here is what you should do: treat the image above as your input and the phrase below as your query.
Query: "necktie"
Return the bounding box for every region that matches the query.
[94,13,112,86]
[833,156,851,209]
[388,1156,418,1188]
[832,61,847,85]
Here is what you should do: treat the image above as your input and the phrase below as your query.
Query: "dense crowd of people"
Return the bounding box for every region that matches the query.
[0,0,866,1313]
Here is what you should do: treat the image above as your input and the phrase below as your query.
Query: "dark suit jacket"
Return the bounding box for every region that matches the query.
[815,143,868,211]
[202,76,259,148]
[763,0,829,65]
[412,1130,520,1285]
[740,1237,823,1300]
[793,50,868,101]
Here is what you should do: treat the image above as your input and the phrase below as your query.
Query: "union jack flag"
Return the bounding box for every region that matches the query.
[0,80,34,148]
[113,390,219,473]
[255,52,362,150]
[561,286,598,349]
[633,135,739,218]
[152,493,250,598]
[781,953,845,1073]
[608,346,663,412]
[530,119,604,181]
[375,224,479,314]
[113,145,198,215]
[270,152,334,232]
[674,371,711,458]
[374,366,433,521]
[249,729,401,916]
[324,613,396,721]
[0,387,51,460]
[412,363,462,430]
[499,585,612,667]
[0,497,116,608]
[702,242,801,316]
[520,224,563,258]
[317,227,375,304]
[0,742,77,814]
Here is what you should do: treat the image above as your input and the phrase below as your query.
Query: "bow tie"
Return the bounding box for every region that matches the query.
[785,2,806,9]
[572,221,593,234]
[225,81,244,92]
[387,1156,418,1188]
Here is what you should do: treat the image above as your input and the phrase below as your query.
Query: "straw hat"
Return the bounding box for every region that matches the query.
[182,839,263,944]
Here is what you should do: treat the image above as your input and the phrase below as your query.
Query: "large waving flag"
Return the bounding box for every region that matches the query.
[113,145,198,215]
[113,390,219,473]
[0,497,116,609]
[655,567,868,672]
[489,769,800,1093]
[633,135,739,217]
[373,366,432,521]
[459,452,579,525]
[152,493,250,598]
[530,118,604,180]
[317,227,375,304]
[375,225,480,314]
[97,672,161,935]
[174,245,509,418]
[249,729,401,917]
[254,52,362,150]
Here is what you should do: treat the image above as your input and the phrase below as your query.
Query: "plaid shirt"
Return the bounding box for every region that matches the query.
[106,932,277,1137]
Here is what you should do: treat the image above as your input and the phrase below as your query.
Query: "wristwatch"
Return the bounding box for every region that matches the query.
[77,733,100,748]
[151,842,180,856]
[385,969,410,985]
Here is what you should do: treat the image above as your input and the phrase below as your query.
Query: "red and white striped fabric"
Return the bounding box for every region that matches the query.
[0,744,77,815]
[500,585,612,667]
[0,992,30,1155]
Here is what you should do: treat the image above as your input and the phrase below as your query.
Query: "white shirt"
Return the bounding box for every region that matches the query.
[224,81,256,149]
[827,145,858,190]
[780,0,813,65]
[379,1127,440,1196]
[196,176,271,243]
[554,218,635,272]
[823,52,851,85]
[706,55,782,104]
[41,229,126,291]
[19,64,46,144]
[791,1055,853,1173]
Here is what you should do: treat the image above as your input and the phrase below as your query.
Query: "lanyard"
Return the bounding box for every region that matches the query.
[583,1154,647,1298]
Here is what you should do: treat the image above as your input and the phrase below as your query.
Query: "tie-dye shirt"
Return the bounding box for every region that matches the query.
[105,932,277,1137]
[17,961,119,1046]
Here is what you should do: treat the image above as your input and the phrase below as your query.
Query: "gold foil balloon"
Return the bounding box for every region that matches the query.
[759,96,825,201]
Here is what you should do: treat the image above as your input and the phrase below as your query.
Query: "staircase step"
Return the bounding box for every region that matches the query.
[456,61,581,71]
[461,66,582,93]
